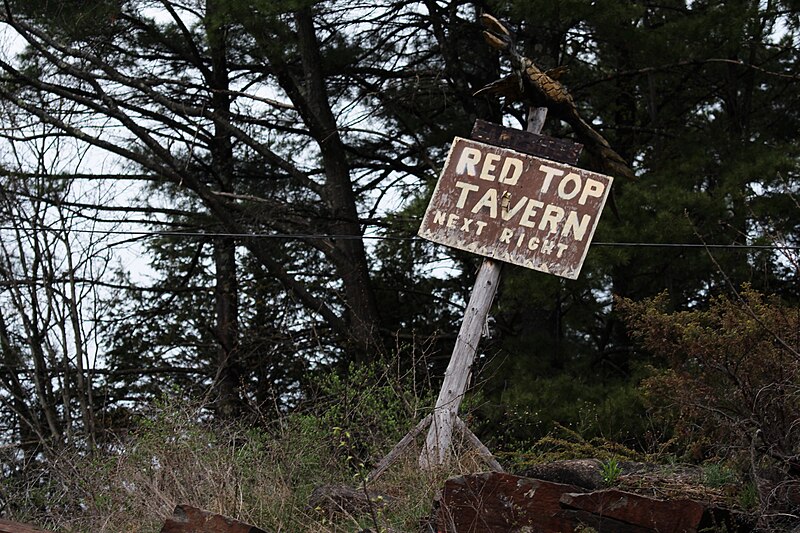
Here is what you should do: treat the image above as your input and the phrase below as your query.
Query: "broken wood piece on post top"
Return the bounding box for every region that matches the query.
[526,107,548,138]
[160,504,270,533]
[470,118,583,165]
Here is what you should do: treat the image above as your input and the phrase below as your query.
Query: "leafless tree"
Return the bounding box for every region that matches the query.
[0,111,118,457]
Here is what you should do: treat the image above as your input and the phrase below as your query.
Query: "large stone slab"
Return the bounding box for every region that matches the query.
[436,472,582,532]
[561,489,705,531]
[160,504,269,533]
[435,472,750,532]
[561,489,744,532]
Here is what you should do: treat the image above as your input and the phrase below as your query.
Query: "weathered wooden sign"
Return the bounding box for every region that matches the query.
[418,137,613,280]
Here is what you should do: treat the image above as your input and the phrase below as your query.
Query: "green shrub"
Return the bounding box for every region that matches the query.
[702,463,737,489]
[619,287,800,520]
[601,457,623,486]
[738,481,759,511]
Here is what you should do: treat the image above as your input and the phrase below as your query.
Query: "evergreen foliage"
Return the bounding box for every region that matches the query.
[0,0,798,528]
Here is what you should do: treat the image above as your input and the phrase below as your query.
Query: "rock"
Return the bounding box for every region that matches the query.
[520,458,694,491]
[435,471,583,532]
[308,483,391,518]
[159,504,269,533]
[0,518,53,533]
[434,472,752,532]
[520,458,605,489]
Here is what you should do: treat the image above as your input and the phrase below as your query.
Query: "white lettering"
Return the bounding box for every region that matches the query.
[499,157,523,185]
[539,165,563,193]
[538,205,565,233]
[501,196,529,221]
[479,153,501,181]
[454,181,480,209]
[563,212,591,241]
[579,178,606,205]
[557,172,581,200]
[433,210,447,225]
[499,227,514,244]
[519,199,544,228]
[456,147,482,176]
[447,213,459,228]
[471,188,498,218]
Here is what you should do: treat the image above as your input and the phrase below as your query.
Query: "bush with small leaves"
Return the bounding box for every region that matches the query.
[618,287,800,524]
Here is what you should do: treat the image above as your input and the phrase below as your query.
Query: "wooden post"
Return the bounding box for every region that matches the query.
[419,259,503,467]
[370,115,589,479]
[420,108,547,469]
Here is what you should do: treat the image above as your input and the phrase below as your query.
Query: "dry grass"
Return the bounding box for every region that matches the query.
[2,388,496,533]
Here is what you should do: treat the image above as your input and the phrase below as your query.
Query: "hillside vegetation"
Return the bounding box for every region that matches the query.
[0,0,798,531]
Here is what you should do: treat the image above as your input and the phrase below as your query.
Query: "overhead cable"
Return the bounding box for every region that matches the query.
[0,225,797,250]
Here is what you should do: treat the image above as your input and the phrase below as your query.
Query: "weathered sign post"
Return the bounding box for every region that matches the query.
[366,11,625,481]
[416,114,613,468]
[365,112,613,480]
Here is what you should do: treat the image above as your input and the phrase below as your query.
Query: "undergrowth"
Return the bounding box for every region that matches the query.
[3,296,796,532]
[498,422,641,471]
[0,358,480,532]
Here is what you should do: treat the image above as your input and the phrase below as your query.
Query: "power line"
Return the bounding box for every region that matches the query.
[0,225,798,250]
[593,242,800,250]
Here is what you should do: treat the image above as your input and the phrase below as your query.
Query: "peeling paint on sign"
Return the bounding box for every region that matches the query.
[418,137,613,280]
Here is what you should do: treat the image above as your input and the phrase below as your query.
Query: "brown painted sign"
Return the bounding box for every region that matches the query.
[418,137,613,280]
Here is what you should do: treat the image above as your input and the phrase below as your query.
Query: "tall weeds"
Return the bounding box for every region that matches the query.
[0,357,484,532]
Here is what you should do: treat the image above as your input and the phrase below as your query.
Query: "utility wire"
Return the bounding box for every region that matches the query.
[0,225,797,250]
[593,242,799,250]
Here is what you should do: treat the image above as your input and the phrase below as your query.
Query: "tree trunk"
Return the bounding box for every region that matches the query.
[293,9,382,359]
[213,236,242,417]
[207,0,243,416]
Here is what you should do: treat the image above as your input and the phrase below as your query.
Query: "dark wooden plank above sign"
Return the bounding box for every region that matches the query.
[471,119,583,165]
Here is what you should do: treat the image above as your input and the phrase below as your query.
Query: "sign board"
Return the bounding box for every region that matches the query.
[418,137,613,280]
